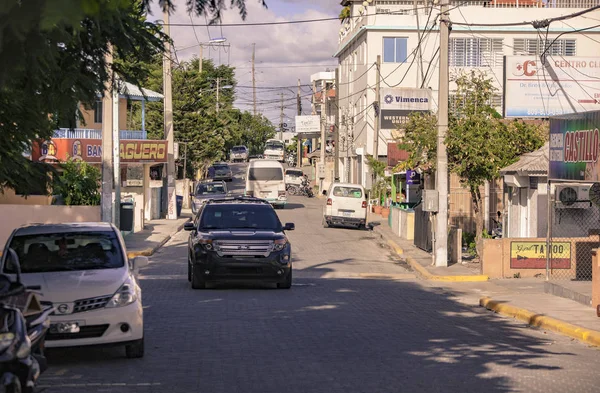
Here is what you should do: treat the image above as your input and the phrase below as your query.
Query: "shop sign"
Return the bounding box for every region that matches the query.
[510,241,571,269]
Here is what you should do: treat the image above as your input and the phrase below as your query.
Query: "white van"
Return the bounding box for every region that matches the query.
[322,182,367,229]
[244,160,287,208]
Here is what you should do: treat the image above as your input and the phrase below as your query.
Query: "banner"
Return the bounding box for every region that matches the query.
[33,139,169,164]
[380,88,432,111]
[380,109,429,130]
[510,241,571,269]
[295,115,320,134]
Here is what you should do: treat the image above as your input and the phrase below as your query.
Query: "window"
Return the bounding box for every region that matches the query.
[248,167,283,181]
[195,183,226,195]
[199,205,281,230]
[94,101,103,123]
[449,38,504,68]
[513,38,576,56]
[332,186,363,198]
[383,37,408,63]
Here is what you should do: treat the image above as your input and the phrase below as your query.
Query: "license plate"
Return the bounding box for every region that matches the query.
[51,322,80,334]
[343,211,352,217]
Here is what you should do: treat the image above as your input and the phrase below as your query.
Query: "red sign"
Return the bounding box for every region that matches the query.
[32,139,168,164]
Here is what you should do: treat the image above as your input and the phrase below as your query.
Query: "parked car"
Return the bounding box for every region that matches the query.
[184,197,295,289]
[244,159,287,208]
[209,163,233,182]
[191,181,228,214]
[284,168,304,186]
[0,223,147,358]
[322,183,368,229]
[230,145,249,162]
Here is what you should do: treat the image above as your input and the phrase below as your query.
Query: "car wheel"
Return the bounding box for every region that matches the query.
[4,378,21,393]
[187,257,192,282]
[277,268,292,289]
[322,217,329,228]
[358,223,366,230]
[125,337,144,359]
[191,265,206,289]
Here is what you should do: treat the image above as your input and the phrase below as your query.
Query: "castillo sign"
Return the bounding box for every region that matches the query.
[33,139,168,164]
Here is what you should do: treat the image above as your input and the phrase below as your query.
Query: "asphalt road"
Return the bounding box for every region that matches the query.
[39,162,600,393]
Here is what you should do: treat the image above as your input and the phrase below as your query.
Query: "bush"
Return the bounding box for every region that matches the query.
[52,158,101,206]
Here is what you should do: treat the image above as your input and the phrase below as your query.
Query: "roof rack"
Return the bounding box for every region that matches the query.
[205,196,269,205]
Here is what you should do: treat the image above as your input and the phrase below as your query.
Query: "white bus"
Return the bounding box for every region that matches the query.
[263,139,285,162]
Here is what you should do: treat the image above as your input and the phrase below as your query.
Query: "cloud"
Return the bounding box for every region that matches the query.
[153,0,341,125]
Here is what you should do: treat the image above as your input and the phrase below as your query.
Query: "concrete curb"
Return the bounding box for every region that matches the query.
[480,297,600,348]
[373,225,489,282]
[126,218,190,259]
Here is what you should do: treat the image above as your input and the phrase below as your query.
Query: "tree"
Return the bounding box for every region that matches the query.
[52,159,102,206]
[396,71,545,255]
[0,0,266,194]
[339,6,351,23]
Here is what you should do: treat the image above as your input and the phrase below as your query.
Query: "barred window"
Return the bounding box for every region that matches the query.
[449,93,503,113]
[449,38,504,68]
[513,38,576,56]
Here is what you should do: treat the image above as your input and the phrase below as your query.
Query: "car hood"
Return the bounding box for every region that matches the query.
[200,230,285,241]
[19,268,128,303]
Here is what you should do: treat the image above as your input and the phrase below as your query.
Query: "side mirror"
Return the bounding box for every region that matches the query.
[132,256,149,270]
[283,223,295,231]
[322,190,327,196]
[184,222,196,231]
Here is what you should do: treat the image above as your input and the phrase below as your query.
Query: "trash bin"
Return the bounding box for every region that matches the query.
[120,202,135,232]
[176,195,183,217]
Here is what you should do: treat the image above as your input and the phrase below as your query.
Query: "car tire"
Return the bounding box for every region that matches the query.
[358,223,366,230]
[322,217,329,228]
[125,337,144,359]
[5,378,21,393]
[191,265,206,289]
[277,268,292,289]
[187,257,192,282]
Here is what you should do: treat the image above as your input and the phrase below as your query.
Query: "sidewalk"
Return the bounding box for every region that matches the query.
[124,209,192,258]
[368,212,600,347]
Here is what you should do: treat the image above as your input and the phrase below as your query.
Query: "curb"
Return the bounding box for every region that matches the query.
[373,225,489,282]
[126,218,190,259]
[480,297,600,347]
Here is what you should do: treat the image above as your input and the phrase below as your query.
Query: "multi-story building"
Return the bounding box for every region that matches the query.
[336,0,600,188]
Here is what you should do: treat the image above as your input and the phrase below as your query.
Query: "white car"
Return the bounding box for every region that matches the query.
[1,222,147,358]
[244,159,287,208]
[322,182,368,229]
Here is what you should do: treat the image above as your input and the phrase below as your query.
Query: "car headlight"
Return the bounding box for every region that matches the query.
[0,333,15,353]
[273,238,288,251]
[106,277,138,308]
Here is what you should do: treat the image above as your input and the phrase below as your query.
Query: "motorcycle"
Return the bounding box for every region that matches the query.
[297,177,314,198]
[0,249,53,393]
[286,155,296,167]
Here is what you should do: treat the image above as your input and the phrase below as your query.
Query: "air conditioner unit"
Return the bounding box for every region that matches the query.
[555,184,591,208]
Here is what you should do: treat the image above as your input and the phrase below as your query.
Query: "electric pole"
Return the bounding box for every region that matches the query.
[279,92,284,141]
[216,77,220,113]
[163,8,177,220]
[435,3,450,267]
[297,78,302,167]
[311,79,317,155]
[252,43,257,116]
[101,44,114,223]
[373,55,381,164]
[334,68,340,182]
[112,75,120,228]
[319,80,327,192]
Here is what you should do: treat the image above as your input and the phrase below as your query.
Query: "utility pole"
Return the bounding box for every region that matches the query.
[101,44,114,223]
[334,68,340,182]
[216,77,220,114]
[311,79,317,155]
[435,3,450,267]
[163,8,177,220]
[297,78,302,167]
[183,142,188,179]
[319,80,327,192]
[252,43,257,116]
[199,45,203,73]
[279,92,284,141]
[112,76,120,228]
[373,55,381,164]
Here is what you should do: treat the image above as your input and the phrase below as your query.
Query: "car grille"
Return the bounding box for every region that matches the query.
[73,295,112,313]
[214,240,273,257]
[46,324,109,341]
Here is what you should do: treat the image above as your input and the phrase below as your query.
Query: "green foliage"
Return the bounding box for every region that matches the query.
[52,159,101,206]
[366,155,388,203]
[339,6,351,22]
[397,112,438,170]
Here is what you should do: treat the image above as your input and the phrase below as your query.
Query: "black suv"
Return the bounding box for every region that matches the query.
[184,197,295,289]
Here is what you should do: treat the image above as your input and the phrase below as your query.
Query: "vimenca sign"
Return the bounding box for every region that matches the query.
[380,88,432,130]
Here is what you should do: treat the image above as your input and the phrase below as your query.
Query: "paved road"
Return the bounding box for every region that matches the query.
[39,163,600,393]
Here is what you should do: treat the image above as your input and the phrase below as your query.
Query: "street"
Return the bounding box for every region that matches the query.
[39,163,600,393]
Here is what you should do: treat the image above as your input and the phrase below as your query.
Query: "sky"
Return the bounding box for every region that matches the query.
[147,0,342,129]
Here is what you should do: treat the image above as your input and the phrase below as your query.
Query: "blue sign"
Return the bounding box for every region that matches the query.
[406,170,421,185]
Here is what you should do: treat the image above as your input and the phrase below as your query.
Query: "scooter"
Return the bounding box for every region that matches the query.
[298,177,314,198]
[0,249,53,393]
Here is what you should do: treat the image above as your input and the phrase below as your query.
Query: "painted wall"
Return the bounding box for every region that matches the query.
[0,205,101,249]
[0,188,52,205]
[78,99,129,130]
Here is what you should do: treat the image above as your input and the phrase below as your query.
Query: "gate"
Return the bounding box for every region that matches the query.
[413,203,432,252]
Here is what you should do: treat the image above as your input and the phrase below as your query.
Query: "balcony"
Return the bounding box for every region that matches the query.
[53,128,148,140]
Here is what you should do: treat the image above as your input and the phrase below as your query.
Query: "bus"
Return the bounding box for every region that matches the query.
[263,139,285,162]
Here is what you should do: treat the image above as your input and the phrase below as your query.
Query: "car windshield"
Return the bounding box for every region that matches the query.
[196,183,226,195]
[248,167,283,181]
[199,205,281,231]
[5,231,125,273]
[232,146,246,152]
[286,170,303,178]
[213,165,229,170]
[333,186,363,198]
[265,143,284,151]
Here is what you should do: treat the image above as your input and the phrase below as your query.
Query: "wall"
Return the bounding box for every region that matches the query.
[482,236,599,279]
[78,99,129,130]
[0,205,101,248]
[0,188,52,205]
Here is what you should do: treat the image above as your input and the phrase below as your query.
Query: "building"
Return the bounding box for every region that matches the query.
[336,0,600,188]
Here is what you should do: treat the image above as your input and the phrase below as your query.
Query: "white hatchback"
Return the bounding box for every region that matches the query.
[322,183,368,229]
[1,222,147,358]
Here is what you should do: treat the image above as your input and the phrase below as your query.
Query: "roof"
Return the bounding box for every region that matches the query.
[14,222,114,236]
[119,81,163,102]
[247,159,284,168]
[500,142,549,176]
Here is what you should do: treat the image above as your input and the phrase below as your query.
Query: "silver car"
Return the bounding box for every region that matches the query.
[191,181,228,214]
[230,146,249,162]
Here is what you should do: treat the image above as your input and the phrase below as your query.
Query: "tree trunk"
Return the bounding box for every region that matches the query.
[471,187,485,258]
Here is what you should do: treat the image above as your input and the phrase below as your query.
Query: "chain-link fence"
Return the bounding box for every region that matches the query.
[548,181,600,281]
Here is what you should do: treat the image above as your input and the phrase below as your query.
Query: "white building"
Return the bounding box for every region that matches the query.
[336,0,600,188]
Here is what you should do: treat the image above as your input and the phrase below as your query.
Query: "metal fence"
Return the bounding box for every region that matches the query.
[548,181,600,281]
[53,128,147,140]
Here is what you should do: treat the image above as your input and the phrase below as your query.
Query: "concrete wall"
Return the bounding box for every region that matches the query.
[0,205,101,248]
[390,207,415,240]
[482,236,599,279]
[0,188,52,205]
[79,99,128,130]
